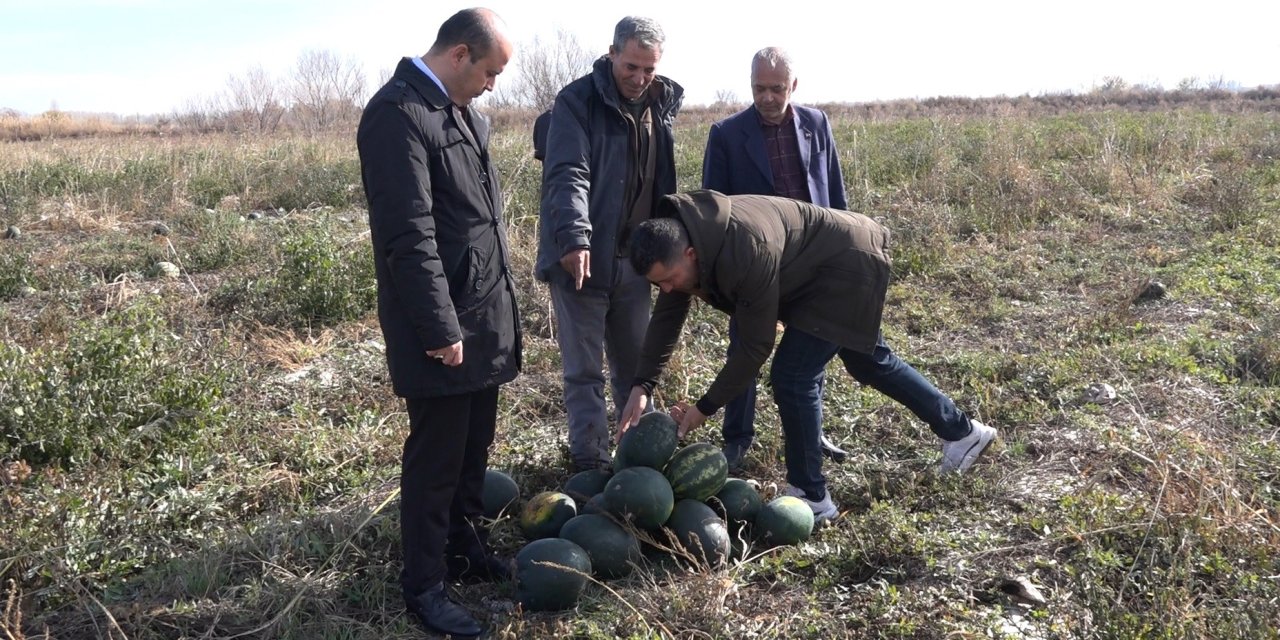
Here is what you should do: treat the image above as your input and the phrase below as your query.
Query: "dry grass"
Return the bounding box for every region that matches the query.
[2,92,1279,639]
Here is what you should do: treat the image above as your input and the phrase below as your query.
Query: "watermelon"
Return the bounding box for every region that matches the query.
[581,492,607,515]
[515,538,592,611]
[755,496,815,545]
[664,442,728,501]
[520,491,577,540]
[563,467,612,502]
[559,513,642,578]
[615,412,679,470]
[664,499,730,568]
[641,541,680,574]
[481,469,520,519]
[709,478,762,526]
[602,466,674,529]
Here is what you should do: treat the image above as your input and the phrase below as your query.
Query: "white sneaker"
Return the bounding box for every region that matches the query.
[940,419,997,473]
[783,485,838,524]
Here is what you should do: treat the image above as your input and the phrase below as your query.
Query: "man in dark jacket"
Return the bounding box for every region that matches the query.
[702,46,850,470]
[619,191,997,524]
[536,16,684,472]
[356,8,520,638]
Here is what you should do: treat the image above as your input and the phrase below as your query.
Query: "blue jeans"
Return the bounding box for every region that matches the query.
[550,256,653,467]
[720,316,766,447]
[771,328,972,501]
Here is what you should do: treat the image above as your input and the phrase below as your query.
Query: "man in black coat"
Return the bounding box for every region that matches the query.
[356,8,520,638]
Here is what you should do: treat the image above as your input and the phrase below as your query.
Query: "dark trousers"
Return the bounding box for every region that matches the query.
[771,329,971,500]
[721,316,763,447]
[401,386,499,596]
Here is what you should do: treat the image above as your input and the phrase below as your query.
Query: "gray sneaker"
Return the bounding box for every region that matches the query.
[939,420,997,473]
[783,485,838,524]
[722,440,751,473]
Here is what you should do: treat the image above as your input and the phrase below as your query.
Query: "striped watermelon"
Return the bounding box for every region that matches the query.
[664,442,728,502]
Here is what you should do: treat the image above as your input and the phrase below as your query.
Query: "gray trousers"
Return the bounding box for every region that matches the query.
[550,257,653,467]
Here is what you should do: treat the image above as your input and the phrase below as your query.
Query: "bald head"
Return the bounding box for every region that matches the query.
[424,7,513,107]
[428,7,510,63]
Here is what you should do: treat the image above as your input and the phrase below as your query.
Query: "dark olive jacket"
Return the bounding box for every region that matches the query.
[357,58,521,398]
[635,190,892,415]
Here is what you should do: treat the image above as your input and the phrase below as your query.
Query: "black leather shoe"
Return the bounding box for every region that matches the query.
[721,440,751,473]
[446,551,512,583]
[819,434,849,463]
[404,583,483,638]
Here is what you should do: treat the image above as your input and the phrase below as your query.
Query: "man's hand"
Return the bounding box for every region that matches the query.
[670,401,707,439]
[559,248,591,290]
[427,341,463,366]
[617,386,651,437]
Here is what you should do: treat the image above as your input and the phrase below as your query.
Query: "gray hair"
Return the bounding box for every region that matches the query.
[613,16,665,53]
[752,47,794,78]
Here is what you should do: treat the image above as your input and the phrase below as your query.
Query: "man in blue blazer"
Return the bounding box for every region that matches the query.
[702,47,849,471]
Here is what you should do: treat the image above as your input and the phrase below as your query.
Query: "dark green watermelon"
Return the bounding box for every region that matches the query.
[664,499,730,568]
[581,492,607,515]
[615,412,679,470]
[481,469,520,519]
[709,478,762,526]
[755,496,814,546]
[664,442,728,501]
[519,491,577,540]
[515,538,592,611]
[563,467,612,502]
[602,466,674,529]
[559,513,642,578]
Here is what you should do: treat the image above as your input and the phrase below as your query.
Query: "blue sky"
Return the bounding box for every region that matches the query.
[2,0,1277,116]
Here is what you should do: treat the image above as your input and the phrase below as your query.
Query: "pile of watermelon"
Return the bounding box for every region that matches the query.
[480,412,818,612]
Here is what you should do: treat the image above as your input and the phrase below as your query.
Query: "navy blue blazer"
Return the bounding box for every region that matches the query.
[701,104,847,209]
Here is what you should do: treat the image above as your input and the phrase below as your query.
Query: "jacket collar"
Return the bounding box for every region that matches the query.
[394,57,449,110]
[589,55,685,119]
[656,190,733,296]
[391,57,490,150]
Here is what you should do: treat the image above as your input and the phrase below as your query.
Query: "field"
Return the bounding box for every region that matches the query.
[2,98,1279,639]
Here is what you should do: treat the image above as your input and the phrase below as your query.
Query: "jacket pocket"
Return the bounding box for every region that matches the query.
[814,264,885,337]
[457,241,500,313]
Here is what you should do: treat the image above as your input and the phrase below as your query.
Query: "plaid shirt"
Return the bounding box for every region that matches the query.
[758,107,810,202]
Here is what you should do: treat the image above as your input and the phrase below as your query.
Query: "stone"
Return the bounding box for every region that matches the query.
[151,261,181,279]
[999,576,1048,606]
[1136,280,1166,301]
[1082,382,1117,405]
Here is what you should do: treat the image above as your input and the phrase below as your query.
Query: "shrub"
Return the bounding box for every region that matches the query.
[172,208,264,273]
[212,221,375,327]
[0,300,226,467]
[1236,324,1280,385]
[0,248,31,300]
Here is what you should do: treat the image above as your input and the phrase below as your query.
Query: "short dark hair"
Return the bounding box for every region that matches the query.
[429,8,499,62]
[629,217,688,276]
